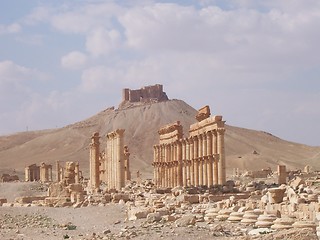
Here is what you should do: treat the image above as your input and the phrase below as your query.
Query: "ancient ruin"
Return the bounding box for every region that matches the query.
[0,173,19,182]
[153,105,226,188]
[122,84,168,103]
[89,130,131,191]
[46,161,84,207]
[2,85,320,239]
[56,161,81,184]
[25,163,53,182]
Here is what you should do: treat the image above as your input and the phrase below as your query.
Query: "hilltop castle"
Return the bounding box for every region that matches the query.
[122,84,169,103]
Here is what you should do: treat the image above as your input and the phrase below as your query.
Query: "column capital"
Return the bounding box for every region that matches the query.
[217,128,225,135]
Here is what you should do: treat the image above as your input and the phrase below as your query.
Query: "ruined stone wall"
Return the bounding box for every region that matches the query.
[122,84,169,103]
[153,106,226,188]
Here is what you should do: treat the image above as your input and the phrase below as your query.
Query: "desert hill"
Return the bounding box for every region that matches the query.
[0,99,319,180]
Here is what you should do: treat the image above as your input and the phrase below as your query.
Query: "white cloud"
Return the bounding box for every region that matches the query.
[1,1,320,145]
[80,65,120,92]
[0,23,21,34]
[50,3,123,34]
[24,6,52,25]
[0,60,47,83]
[61,51,87,70]
[86,28,121,57]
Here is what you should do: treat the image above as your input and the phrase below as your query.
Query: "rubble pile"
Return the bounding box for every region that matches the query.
[1,170,320,239]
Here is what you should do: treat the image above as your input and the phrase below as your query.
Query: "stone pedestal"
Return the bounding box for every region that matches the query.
[255,214,277,228]
[268,188,285,204]
[227,212,244,223]
[271,217,294,229]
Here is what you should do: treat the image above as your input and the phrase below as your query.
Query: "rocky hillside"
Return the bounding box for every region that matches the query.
[0,99,319,180]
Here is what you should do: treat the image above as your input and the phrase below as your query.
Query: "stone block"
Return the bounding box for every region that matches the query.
[146,212,162,223]
[268,188,285,204]
[128,207,152,221]
[112,193,130,203]
[175,215,196,227]
[0,198,7,205]
[184,194,199,204]
[290,177,305,189]
[15,196,46,204]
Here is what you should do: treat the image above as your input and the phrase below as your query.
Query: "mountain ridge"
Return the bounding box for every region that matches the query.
[0,99,319,180]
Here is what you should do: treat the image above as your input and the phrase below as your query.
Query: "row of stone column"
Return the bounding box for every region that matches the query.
[40,164,53,182]
[105,129,125,190]
[153,129,226,187]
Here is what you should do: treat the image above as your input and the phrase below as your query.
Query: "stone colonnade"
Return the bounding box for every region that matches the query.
[25,163,53,182]
[105,129,126,190]
[89,130,130,191]
[153,114,226,188]
[39,162,53,182]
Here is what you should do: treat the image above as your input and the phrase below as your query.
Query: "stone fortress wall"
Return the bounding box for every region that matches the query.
[122,84,169,103]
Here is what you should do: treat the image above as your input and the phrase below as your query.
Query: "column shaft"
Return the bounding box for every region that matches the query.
[217,128,226,185]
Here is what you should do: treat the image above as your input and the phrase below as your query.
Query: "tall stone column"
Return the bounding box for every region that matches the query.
[193,136,199,186]
[56,161,60,182]
[217,128,226,185]
[171,144,174,187]
[167,144,171,187]
[161,145,165,187]
[206,132,213,186]
[25,167,29,182]
[116,129,125,189]
[181,140,186,187]
[89,132,100,191]
[153,145,158,186]
[203,133,208,186]
[106,134,111,188]
[189,138,194,186]
[112,133,117,188]
[213,131,219,185]
[177,141,182,186]
[198,135,203,186]
[185,139,190,186]
[75,162,79,184]
[124,145,130,182]
[49,166,53,182]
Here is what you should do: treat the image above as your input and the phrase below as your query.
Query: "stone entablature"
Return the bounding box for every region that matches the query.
[158,121,183,144]
[153,105,226,188]
[122,84,169,103]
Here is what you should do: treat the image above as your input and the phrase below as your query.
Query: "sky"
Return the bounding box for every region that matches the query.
[0,0,319,146]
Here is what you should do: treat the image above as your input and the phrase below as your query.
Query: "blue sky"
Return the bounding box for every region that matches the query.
[0,0,319,146]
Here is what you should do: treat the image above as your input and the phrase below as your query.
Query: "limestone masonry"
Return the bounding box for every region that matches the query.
[153,105,226,187]
[122,84,169,103]
[25,163,52,182]
[89,130,131,191]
